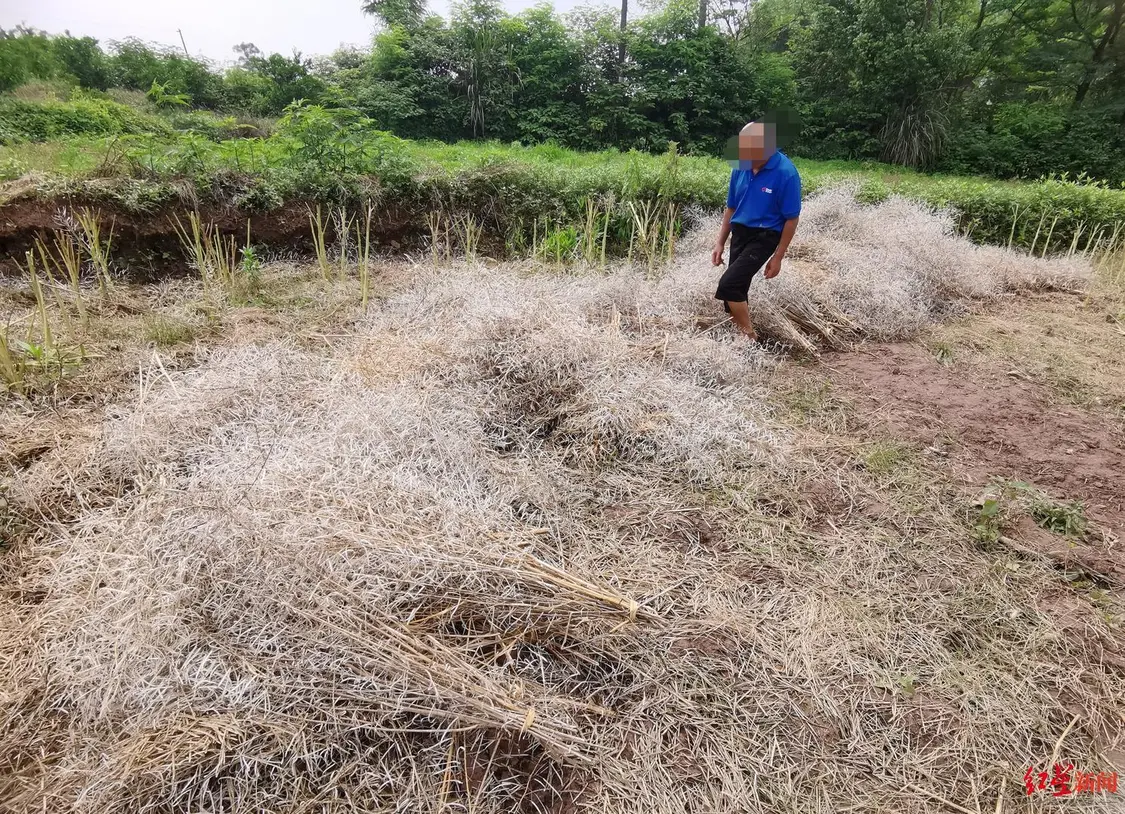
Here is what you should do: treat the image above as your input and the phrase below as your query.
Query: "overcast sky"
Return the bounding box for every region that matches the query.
[3,0,589,65]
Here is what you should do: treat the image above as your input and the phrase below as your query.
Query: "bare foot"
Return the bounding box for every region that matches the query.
[737,331,759,344]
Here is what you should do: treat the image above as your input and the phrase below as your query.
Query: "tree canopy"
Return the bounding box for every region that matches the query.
[2,0,1123,182]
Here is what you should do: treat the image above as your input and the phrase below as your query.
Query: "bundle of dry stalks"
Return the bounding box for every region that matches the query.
[674,186,1090,348]
[1,188,1117,814]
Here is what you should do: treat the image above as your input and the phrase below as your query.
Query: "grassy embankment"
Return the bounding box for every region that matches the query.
[2,97,1125,274]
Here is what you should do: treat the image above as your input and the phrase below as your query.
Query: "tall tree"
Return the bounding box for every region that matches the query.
[232,42,262,67]
[53,34,111,90]
[1058,0,1124,105]
[507,6,588,144]
[619,0,629,69]
[365,18,465,138]
[788,0,973,166]
[452,0,517,137]
[362,0,429,29]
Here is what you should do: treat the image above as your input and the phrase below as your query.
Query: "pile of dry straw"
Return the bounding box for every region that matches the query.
[3,189,1117,814]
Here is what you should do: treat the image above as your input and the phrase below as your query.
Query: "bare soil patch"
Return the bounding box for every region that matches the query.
[825,340,1125,582]
[930,291,1125,417]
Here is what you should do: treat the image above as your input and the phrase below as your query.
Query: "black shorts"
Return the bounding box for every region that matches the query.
[715,224,782,306]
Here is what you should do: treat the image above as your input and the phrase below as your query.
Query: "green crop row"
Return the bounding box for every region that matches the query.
[832,170,1125,256]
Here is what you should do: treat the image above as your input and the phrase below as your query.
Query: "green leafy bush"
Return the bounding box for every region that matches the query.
[162,109,267,141]
[0,96,170,143]
[145,79,190,109]
[892,173,1125,254]
[941,102,1125,187]
[11,110,1125,255]
[109,38,226,109]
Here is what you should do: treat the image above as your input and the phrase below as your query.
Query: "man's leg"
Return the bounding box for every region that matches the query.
[716,225,772,342]
[725,300,757,341]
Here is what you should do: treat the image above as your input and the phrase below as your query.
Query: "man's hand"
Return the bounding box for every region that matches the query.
[763,254,783,279]
[766,218,799,280]
[711,241,725,266]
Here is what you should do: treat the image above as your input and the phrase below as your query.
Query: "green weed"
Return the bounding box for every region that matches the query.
[538,225,578,265]
[973,498,1002,545]
[989,480,1090,539]
[74,208,115,295]
[333,208,354,281]
[0,328,26,395]
[1093,235,1125,291]
[308,204,331,280]
[453,213,482,261]
[173,211,260,303]
[580,196,612,266]
[239,243,262,291]
[427,210,449,265]
[861,441,912,476]
[33,234,88,329]
[144,314,196,347]
[356,205,374,310]
[0,250,86,395]
[874,672,919,698]
[1029,498,1087,538]
[627,200,663,273]
[26,251,54,352]
[932,341,954,366]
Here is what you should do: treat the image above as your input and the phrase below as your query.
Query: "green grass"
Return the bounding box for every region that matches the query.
[779,380,837,423]
[861,440,915,477]
[0,137,108,178]
[0,96,171,144]
[144,314,196,347]
[3,100,1125,257]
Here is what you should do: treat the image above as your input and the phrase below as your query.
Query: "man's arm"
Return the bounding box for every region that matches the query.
[764,170,802,279]
[763,216,799,279]
[711,207,735,266]
[712,169,740,265]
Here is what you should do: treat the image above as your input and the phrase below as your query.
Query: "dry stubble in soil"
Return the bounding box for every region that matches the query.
[0,189,1122,814]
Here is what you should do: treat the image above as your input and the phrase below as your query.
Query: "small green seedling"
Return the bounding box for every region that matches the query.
[875,672,918,698]
[974,497,1002,544]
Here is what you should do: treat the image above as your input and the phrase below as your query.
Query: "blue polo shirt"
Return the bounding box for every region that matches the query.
[726,151,802,232]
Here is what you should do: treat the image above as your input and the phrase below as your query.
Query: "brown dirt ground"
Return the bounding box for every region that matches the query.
[821,292,1125,586]
[929,291,1125,416]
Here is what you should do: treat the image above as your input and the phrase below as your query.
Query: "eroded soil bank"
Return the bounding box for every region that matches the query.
[0,197,423,278]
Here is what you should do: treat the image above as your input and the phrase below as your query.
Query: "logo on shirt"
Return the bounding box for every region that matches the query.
[762,187,773,194]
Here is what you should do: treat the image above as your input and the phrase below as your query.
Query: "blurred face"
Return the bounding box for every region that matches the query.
[738,122,776,164]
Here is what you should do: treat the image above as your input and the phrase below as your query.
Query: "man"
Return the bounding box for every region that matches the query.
[711,120,802,343]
